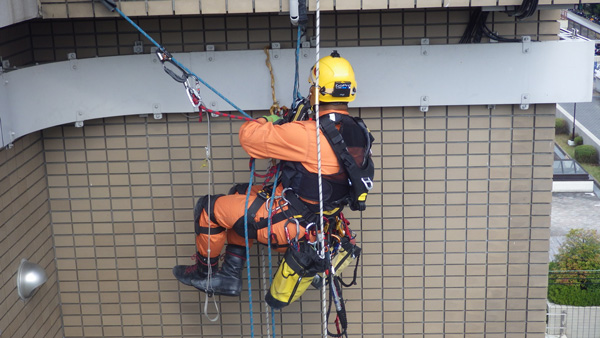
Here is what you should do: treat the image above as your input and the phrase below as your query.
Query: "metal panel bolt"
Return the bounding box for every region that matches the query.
[133,41,144,54]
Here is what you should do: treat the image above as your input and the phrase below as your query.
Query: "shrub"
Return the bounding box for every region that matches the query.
[548,229,600,306]
[553,229,600,271]
[570,132,580,140]
[556,118,570,135]
[548,284,600,306]
[574,136,584,145]
[574,145,599,163]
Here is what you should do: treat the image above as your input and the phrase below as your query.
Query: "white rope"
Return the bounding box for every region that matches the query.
[202,111,219,322]
[313,1,328,337]
[260,246,272,338]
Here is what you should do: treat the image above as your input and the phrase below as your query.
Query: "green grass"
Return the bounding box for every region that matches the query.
[556,134,600,183]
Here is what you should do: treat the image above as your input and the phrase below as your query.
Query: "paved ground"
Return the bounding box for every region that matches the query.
[559,96,600,138]
[550,192,600,260]
[551,99,600,260]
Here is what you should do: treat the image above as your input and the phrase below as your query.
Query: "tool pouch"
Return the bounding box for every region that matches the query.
[312,236,361,289]
[332,236,361,275]
[266,241,326,309]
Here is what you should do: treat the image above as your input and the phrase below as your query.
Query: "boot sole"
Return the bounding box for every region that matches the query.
[191,281,241,297]
[194,286,241,297]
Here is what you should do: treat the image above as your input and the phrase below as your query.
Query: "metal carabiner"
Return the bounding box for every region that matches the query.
[155,48,172,63]
[281,187,294,204]
[284,218,301,243]
[264,195,286,214]
[304,222,318,244]
[184,77,202,108]
[155,48,189,83]
[274,197,289,213]
[163,60,188,83]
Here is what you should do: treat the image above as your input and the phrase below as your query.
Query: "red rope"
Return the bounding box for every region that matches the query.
[200,105,256,122]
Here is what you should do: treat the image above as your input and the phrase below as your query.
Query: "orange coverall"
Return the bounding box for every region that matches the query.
[195,110,349,258]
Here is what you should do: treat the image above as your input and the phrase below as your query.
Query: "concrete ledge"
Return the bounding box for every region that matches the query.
[552,181,595,193]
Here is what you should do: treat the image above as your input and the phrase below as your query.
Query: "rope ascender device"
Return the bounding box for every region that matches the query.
[97,1,371,337]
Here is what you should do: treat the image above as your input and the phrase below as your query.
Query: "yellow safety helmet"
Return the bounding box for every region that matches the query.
[309,51,357,103]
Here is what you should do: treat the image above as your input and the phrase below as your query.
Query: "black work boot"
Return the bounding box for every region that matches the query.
[191,245,246,296]
[173,253,218,286]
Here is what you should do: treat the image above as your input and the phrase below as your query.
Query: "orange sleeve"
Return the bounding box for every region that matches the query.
[238,119,311,162]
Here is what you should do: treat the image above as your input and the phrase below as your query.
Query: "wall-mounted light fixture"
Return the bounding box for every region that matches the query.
[17,259,48,301]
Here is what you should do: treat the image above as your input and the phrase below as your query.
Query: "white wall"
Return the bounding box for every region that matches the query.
[0,0,38,28]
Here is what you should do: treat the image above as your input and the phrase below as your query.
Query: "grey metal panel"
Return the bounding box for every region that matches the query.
[350,41,593,108]
[0,41,594,147]
[0,0,39,28]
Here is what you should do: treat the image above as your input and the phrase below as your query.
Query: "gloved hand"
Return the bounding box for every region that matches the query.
[261,114,282,123]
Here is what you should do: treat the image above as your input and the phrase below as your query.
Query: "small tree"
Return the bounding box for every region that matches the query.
[548,229,600,306]
[554,229,600,271]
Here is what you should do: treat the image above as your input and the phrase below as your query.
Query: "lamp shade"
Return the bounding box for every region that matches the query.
[17,259,48,301]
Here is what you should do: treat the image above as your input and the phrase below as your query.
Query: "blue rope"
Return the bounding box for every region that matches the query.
[112,7,253,120]
[243,160,256,338]
[266,167,280,338]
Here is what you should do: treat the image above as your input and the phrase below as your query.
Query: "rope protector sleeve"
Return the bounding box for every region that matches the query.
[98,0,116,11]
[298,0,309,27]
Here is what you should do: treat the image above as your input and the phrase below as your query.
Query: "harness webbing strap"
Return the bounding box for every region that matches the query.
[320,116,373,211]
[282,190,320,224]
[194,194,224,236]
[231,189,321,241]
[195,226,226,235]
[339,254,360,288]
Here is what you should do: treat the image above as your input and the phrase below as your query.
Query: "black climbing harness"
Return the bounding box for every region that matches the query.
[280,112,375,212]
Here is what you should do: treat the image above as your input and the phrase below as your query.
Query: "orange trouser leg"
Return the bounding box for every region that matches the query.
[195,185,309,257]
[195,209,228,258]
[195,188,259,258]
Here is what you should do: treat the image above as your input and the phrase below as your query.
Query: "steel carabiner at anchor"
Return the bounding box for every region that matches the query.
[156,49,189,83]
[184,77,202,108]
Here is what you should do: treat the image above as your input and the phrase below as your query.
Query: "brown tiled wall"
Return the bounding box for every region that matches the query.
[1,8,557,338]
[0,10,559,66]
[0,133,63,338]
[44,103,554,337]
[37,0,579,18]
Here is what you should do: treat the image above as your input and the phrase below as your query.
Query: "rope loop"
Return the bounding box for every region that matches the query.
[264,46,281,116]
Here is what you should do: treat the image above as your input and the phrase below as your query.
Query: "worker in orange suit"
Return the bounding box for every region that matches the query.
[173,51,373,297]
